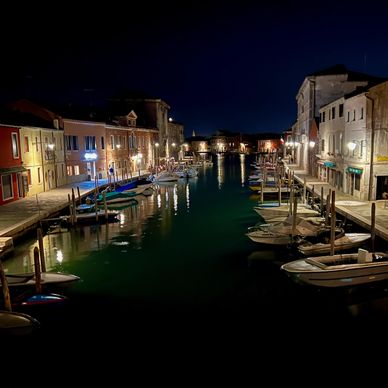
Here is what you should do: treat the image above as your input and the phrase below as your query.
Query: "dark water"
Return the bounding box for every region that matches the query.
[4,154,388,381]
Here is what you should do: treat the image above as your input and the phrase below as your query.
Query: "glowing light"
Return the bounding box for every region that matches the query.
[85,152,98,160]
[347,141,357,151]
[56,250,63,263]
[309,141,316,148]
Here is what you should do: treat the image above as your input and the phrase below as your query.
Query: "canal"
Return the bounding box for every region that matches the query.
[4,154,388,369]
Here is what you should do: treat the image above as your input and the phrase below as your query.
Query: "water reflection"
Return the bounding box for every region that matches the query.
[217,154,224,189]
[4,180,195,273]
[240,153,246,186]
[185,183,190,211]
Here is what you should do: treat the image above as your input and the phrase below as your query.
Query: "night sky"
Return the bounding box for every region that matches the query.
[2,1,388,136]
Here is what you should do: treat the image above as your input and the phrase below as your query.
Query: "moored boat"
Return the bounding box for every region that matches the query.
[281,248,388,287]
[298,233,371,256]
[0,310,40,336]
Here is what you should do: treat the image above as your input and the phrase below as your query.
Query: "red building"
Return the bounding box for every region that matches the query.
[0,125,26,205]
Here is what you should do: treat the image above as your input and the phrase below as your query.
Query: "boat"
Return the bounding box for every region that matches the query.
[151,171,179,182]
[13,292,69,307]
[61,210,120,224]
[2,272,80,288]
[298,233,371,256]
[246,215,329,245]
[281,248,388,287]
[0,310,40,336]
[254,203,320,221]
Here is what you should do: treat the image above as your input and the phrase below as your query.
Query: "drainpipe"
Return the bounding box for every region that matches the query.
[40,130,46,192]
[365,93,375,201]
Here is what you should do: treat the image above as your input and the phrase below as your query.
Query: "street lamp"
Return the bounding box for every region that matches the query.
[347,141,357,151]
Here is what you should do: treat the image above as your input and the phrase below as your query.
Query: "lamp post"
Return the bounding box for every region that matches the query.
[136,153,142,177]
[48,143,57,188]
[155,142,159,169]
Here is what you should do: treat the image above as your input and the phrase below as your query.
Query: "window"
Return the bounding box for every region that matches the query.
[74,165,80,175]
[355,175,361,191]
[360,107,364,119]
[322,112,326,123]
[72,136,79,150]
[321,139,325,152]
[65,136,79,150]
[11,133,19,158]
[360,140,366,157]
[110,135,115,150]
[101,136,105,150]
[65,136,71,151]
[1,174,13,200]
[37,167,41,183]
[24,136,29,152]
[67,166,73,176]
[85,136,96,150]
[353,110,356,121]
[339,104,344,117]
[27,169,32,185]
[332,107,335,119]
[35,136,39,151]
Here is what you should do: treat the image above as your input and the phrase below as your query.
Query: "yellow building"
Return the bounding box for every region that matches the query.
[20,126,65,195]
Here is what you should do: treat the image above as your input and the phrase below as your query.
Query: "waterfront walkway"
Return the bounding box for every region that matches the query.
[0,170,150,240]
[288,164,388,241]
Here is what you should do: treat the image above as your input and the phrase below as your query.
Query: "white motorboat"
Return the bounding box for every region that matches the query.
[281,248,388,287]
[246,215,329,245]
[151,171,179,182]
[3,272,80,288]
[254,204,319,221]
[298,233,371,256]
[0,310,40,335]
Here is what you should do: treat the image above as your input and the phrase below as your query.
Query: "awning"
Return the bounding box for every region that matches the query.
[347,167,363,175]
[324,161,336,168]
[0,166,27,174]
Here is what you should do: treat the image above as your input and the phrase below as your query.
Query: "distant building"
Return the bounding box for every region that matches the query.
[167,119,184,161]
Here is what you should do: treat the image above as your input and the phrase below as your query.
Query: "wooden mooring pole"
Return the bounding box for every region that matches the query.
[0,258,12,311]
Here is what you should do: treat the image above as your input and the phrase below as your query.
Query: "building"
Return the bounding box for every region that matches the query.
[0,124,25,205]
[295,64,382,175]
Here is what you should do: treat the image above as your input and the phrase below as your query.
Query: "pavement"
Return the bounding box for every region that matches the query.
[287,164,388,242]
[0,170,151,241]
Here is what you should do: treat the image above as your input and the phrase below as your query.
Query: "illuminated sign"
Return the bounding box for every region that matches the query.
[84,152,98,160]
[377,156,388,161]
[324,161,336,168]
[347,167,363,175]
